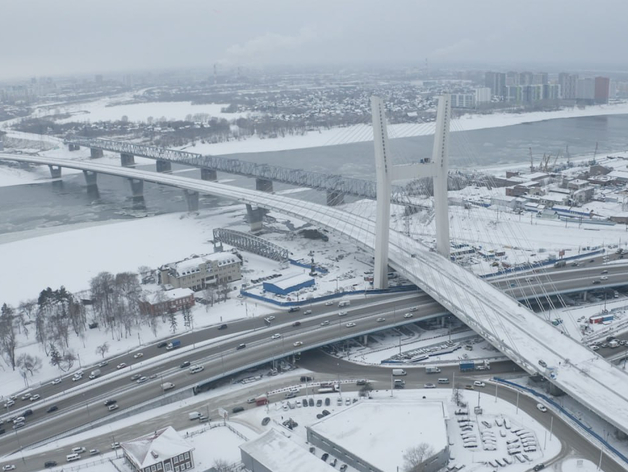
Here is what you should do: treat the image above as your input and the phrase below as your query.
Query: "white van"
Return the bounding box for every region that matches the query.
[189,365,204,374]
[338,300,350,307]
[438,378,450,384]
[66,454,81,462]
[392,369,407,376]
[188,411,201,420]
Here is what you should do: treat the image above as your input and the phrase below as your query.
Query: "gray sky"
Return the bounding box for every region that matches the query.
[1,0,626,80]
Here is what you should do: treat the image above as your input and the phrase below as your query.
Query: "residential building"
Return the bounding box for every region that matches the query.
[474,87,491,104]
[558,73,578,99]
[159,251,242,291]
[543,84,561,100]
[121,426,194,472]
[594,77,610,104]
[506,71,520,86]
[576,78,596,101]
[485,71,506,98]
[533,72,549,85]
[450,93,475,108]
[519,71,534,86]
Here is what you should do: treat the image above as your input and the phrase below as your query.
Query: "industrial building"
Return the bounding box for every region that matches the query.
[306,399,450,472]
[139,288,195,316]
[263,272,315,295]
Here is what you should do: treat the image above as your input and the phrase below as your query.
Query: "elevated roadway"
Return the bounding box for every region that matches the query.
[3,153,628,436]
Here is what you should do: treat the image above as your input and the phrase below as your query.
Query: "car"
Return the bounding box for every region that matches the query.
[21,393,31,401]
[538,359,547,368]
[602,270,608,274]
[321,453,329,462]
[116,363,127,370]
[157,342,168,348]
[247,397,256,404]
[29,394,40,401]
[309,398,314,407]
[236,344,246,350]
[130,374,142,381]
[325,398,331,406]
[136,376,148,384]
[325,300,334,306]
[111,442,121,450]
[293,341,303,347]
[12,422,24,430]
[292,321,301,327]
[536,403,548,412]
[261,417,271,426]
[22,409,33,417]
[4,400,14,408]
[103,399,117,406]
[71,447,86,454]
[376,317,386,322]
[473,381,486,387]
[345,322,356,328]
[288,307,300,313]
[108,404,119,412]
[46,406,58,413]
[133,352,144,359]
[533,465,545,471]
[601,276,608,280]
[271,333,281,340]
[264,316,276,323]
[338,311,348,316]
[303,310,312,315]
[316,399,322,407]
[593,280,601,285]
[72,374,83,381]
[51,378,62,385]
[89,449,100,456]
[404,313,413,318]
[320,320,330,326]
[410,306,419,312]
[356,379,367,385]
[218,324,228,330]
[232,406,244,413]
[464,385,474,390]
[180,361,191,368]
[12,417,25,424]
[97,361,109,367]
[424,383,436,388]
[44,461,57,468]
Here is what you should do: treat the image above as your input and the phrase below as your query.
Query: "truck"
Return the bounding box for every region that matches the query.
[318,385,339,393]
[553,260,567,268]
[255,395,268,406]
[162,382,176,391]
[609,339,621,349]
[88,369,101,380]
[392,368,407,376]
[425,366,441,374]
[459,360,491,372]
[590,313,614,324]
[166,340,181,351]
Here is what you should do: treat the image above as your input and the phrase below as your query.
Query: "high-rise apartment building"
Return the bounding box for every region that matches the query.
[558,73,578,99]
[484,72,506,98]
[474,87,492,104]
[594,77,610,104]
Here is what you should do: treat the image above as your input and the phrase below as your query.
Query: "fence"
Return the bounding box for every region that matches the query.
[493,377,628,466]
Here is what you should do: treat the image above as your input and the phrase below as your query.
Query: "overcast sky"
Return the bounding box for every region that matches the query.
[1,0,626,80]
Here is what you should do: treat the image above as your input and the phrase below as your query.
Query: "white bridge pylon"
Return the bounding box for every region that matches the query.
[372,95,451,289]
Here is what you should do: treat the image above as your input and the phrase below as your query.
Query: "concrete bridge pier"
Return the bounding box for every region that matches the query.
[68,143,80,151]
[246,204,265,233]
[362,334,368,345]
[128,178,144,198]
[90,148,104,159]
[121,152,135,167]
[256,178,273,193]
[201,168,218,181]
[48,165,62,179]
[326,190,345,206]
[82,170,98,187]
[184,190,199,212]
[156,159,172,173]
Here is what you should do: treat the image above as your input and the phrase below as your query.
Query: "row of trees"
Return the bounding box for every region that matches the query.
[0,268,236,376]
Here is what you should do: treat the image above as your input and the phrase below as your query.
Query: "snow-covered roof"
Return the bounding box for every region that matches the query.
[308,399,448,472]
[527,172,549,180]
[164,252,240,275]
[122,426,193,469]
[165,288,194,300]
[239,428,331,472]
[268,272,314,290]
[516,180,542,188]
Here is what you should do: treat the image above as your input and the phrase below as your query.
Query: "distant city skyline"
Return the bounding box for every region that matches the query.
[1,0,627,80]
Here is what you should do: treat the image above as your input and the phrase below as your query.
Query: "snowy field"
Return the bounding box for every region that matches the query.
[54,101,249,124]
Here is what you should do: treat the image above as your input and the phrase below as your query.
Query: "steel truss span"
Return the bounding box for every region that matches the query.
[65,137,425,206]
[213,228,289,262]
[4,152,628,436]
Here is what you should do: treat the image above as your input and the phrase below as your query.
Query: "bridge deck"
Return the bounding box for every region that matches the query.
[4,152,628,434]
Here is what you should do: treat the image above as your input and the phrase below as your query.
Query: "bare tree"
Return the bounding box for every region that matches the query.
[168,311,178,334]
[16,353,42,376]
[0,304,18,370]
[212,459,230,472]
[58,351,77,372]
[359,382,373,397]
[402,443,434,472]
[95,342,110,358]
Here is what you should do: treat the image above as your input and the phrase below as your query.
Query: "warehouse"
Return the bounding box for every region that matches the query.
[263,272,315,295]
